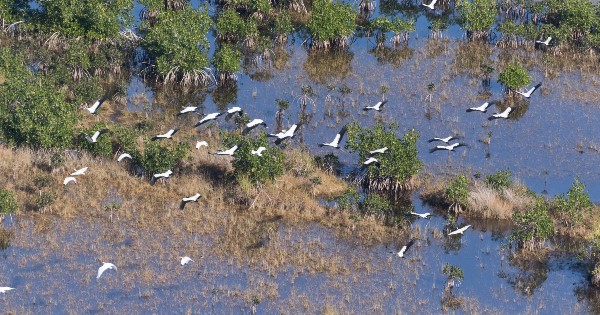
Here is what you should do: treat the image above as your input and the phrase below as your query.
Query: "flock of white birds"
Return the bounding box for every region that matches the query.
[2,2,551,294]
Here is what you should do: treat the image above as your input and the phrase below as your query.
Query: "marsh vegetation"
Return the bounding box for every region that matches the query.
[2,0,600,312]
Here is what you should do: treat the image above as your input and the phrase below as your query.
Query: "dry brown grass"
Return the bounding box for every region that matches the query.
[467,182,532,220]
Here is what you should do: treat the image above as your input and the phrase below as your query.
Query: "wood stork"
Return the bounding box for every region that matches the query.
[70,167,88,176]
[225,107,243,121]
[195,112,223,127]
[515,83,542,98]
[421,0,437,9]
[448,225,471,236]
[488,107,512,120]
[466,101,496,113]
[535,37,552,46]
[319,125,347,149]
[214,145,238,156]
[410,212,431,219]
[428,136,461,143]
[196,141,208,149]
[243,119,267,134]
[97,262,117,279]
[180,193,201,209]
[362,157,381,168]
[63,177,77,185]
[151,170,173,184]
[151,129,179,141]
[268,124,299,145]
[180,256,193,266]
[363,100,388,111]
[81,129,110,143]
[251,147,266,156]
[396,240,415,258]
[429,142,468,153]
[369,147,388,156]
[85,96,107,115]
[177,106,199,116]
[0,287,14,294]
[117,153,132,162]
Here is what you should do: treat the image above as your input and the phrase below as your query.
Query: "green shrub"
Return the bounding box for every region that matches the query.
[138,140,189,175]
[445,175,469,212]
[333,188,360,211]
[307,0,356,49]
[442,263,464,281]
[0,189,17,215]
[36,191,56,210]
[552,178,593,227]
[361,193,391,215]
[498,63,531,92]
[221,132,284,184]
[213,44,242,80]
[314,153,342,174]
[511,197,554,250]
[345,122,422,192]
[143,7,213,83]
[484,169,512,192]
[456,0,496,38]
[77,123,113,158]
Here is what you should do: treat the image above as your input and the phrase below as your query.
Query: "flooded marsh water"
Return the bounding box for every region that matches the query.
[3,0,600,313]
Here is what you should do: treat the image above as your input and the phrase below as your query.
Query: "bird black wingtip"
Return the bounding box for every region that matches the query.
[318,144,324,147]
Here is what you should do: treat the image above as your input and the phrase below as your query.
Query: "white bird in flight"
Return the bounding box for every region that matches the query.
[410,212,431,219]
[97,262,117,279]
[362,157,380,167]
[396,240,415,258]
[225,107,243,121]
[180,193,201,210]
[448,225,472,236]
[319,125,347,149]
[363,100,388,111]
[195,112,223,127]
[196,141,208,149]
[180,256,193,266]
[243,119,267,134]
[85,97,106,114]
[488,107,512,120]
[421,0,437,10]
[268,124,299,145]
[0,287,15,294]
[515,83,542,98]
[214,145,238,156]
[81,129,109,143]
[63,177,77,185]
[70,167,88,176]
[117,153,132,162]
[369,147,388,156]
[535,37,552,46]
[429,143,468,153]
[428,136,461,144]
[177,106,199,116]
[466,101,496,113]
[251,147,266,156]
[151,129,179,141]
[151,170,173,184]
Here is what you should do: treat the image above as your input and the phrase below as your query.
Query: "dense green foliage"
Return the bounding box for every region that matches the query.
[0,189,18,215]
[552,178,593,227]
[35,0,133,39]
[511,197,554,250]
[77,123,113,158]
[143,7,213,79]
[456,0,496,38]
[484,169,513,192]
[442,263,464,281]
[307,0,356,48]
[361,193,392,215]
[345,122,422,192]
[139,141,190,175]
[333,188,360,212]
[0,49,77,149]
[498,64,531,91]
[213,44,242,76]
[445,175,469,211]
[222,132,284,184]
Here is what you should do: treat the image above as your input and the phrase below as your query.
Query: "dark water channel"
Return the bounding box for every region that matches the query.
[3,0,600,313]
